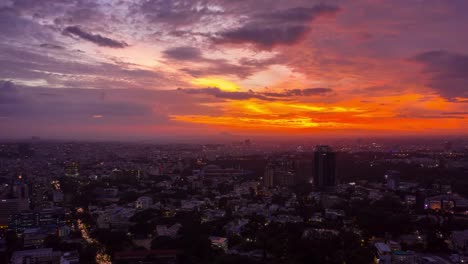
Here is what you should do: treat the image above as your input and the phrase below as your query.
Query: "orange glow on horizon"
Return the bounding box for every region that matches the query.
[191,77,240,91]
[169,91,468,134]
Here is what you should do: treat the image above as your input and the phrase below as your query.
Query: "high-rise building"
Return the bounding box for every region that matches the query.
[9,208,67,233]
[262,162,295,188]
[0,182,30,227]
[314,145,336,190]
[64,162,79,177]
[263,164,275,188]
[385,170,400,190]
[294,159,313,185]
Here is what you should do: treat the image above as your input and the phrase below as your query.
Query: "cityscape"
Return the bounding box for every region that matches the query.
[0,139,467,263]
[1,0,468,263]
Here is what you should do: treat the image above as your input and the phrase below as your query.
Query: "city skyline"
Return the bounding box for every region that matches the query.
[1,0,468,140]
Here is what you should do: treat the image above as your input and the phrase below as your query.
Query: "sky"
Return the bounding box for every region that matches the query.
[0,0,467,140]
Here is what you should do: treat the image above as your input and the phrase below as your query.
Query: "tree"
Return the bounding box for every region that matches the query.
[43,235,62,250]
[151,236,181,249]
[92,229,133,255]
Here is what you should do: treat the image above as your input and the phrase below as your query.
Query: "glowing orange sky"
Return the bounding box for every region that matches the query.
[0,0,467,139]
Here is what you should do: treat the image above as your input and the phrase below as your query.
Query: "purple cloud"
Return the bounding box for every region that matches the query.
[178,87,333,101]
[412,50,468,100]
[214,4,340,49]
[64,26,128,48]
[163,46,203,60]
[178,87,274,101]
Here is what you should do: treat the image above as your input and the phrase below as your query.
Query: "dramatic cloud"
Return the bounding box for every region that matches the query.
[215,4,340,48]
[40,43,65,50]
[134,0,224,27]
[178,87,333,101]
[64,26,129,48]
[412,50,468,100]
[264,88,333,97]
[163,46,278,78]
[1,0,467,138]
[262,5,341,22]
[178,87,274,101]
[163,46,203,60]
[218,25,310,48]
[0,6,54,42]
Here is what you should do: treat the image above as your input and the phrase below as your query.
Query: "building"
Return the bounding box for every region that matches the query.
[424,194,468,213]
[11,248,78,264]
[0,199,20,227]
[263,164,275,188]
[64,162,79,177]
[374,242,392,264]
[9,208,68,233]
[23,227,56,248]
[135,196,153,209]
[451,229,468,253]
[113,250,178,264]
[294,159,313,185]
[12,183,29,201]
[155,223,181,238]
[209,236,228,252]
[53,190,64,203]
[385,170,401,190]
[314,145,336,190]
[262,163,295,187]
[0,183,30,227]
[391,250,417,264]
[199,164,248,179]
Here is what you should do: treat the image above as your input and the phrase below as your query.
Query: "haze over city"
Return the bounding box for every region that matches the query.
[1,0,467,140]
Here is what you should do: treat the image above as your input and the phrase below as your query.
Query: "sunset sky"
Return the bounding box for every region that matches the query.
[1,0,467,140]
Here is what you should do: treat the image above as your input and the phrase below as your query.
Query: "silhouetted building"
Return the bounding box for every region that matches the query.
[294,159,313,184]
[17,143,33,158]
[263,161,295,187]
[0,182,30,226]
[385,170,400,190]
[64,162,79,177]
[314,145,336,190]
[263,165,275,188]
[444,140,452,152]
[275,171,295,187]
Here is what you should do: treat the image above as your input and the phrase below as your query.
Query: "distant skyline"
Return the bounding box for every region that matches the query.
[1,0,467,139]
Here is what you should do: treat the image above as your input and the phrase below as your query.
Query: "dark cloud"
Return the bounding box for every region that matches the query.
[180,62,255,78]
[396,114,465,119]
[40,43,65,50]
[0,6,53,42]
[0,44,172,89]
[265,88,333,97]
[178,87,274,101]
[163,46,203,60]
[217,25,310,48]
[261,5,340,23]
[441,111,468,115]
[178,87,333,101]
[163,46,280,78]
[214,4,340,48]
[134,0,223,27]
[411,50,468,100]
[351,85,405,97]
[64,26,128,48]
